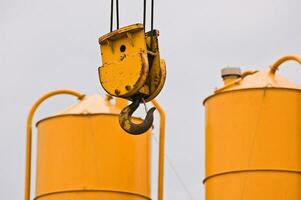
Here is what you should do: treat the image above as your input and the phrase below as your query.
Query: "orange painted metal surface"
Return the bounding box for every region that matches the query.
[25,93,153,200]
[36,115,151,200]
[35,95,151,200]
[204,55,301,200]
[25,92,166,200]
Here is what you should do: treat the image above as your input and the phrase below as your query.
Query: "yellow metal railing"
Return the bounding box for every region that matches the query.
[152,100,166,200]
[270,55,301,74]
[24,91,165,200]
[24,89,85,200]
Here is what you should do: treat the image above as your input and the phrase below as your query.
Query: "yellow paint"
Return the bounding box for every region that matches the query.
[25,92,166,200]
[98,24,166,134]
[270,55,301,74]
[204,55,301,200]
[144,31,166,102]
[98,24,166,103]
[99,24,149,97]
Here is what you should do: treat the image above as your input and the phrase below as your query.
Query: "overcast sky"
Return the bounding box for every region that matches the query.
[1,0,301,199]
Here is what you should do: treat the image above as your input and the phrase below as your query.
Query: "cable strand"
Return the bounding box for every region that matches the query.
[143,0,147,31]
[110,0,114,32]
[151,0,154,31]
[152,134,194,200]
[116,0,119,29]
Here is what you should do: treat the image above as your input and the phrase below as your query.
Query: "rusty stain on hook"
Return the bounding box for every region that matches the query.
[119,97,156,135]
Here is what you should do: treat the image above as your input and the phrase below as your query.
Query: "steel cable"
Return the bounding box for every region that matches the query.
[110,0,114,32]
[151,0,154,31]
[110,0,154,32]
[116,0,119,29]
[143,0,147,31]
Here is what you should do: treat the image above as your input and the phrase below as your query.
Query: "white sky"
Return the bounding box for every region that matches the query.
[1,0,300,199]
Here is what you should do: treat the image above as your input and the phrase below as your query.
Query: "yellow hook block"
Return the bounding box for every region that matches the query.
[98,23,166,102]
[99,24,149,98]
[98,23,166,134]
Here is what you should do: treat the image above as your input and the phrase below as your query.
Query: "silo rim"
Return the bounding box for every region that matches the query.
[203,87,301,105]
[36,113,143,127]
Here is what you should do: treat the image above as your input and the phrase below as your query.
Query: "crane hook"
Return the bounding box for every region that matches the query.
[119,97,156,135]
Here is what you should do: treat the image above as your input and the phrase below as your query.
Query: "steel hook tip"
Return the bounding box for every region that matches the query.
[119,98,156,135]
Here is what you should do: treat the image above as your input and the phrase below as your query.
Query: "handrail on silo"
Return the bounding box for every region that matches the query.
[151,99,166,200]
[270,55,301,74]
[24,89,85,200]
